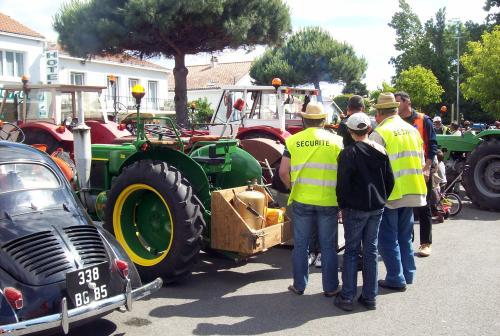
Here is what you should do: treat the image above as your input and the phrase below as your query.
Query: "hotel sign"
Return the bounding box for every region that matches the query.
[46,50,59,84]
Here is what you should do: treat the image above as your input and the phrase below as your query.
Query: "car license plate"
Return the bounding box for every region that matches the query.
[66,262,110,307]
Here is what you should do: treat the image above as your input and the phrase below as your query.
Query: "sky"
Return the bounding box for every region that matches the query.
[0,0,491,92]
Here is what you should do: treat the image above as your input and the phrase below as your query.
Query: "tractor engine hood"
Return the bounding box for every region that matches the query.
[0,209,110,286]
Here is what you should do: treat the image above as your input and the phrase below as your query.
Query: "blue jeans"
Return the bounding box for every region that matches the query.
[291,201,339,292]
[340,208,384,301]
[378,207,416,286]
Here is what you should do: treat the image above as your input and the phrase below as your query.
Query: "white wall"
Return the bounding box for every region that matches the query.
[56,55,170,112]
[186,74,253,111]
[58,56,169,96]
[0,33,44,86]
[187,89,223,111]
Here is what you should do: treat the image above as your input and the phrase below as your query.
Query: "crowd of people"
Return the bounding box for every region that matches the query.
[433,116,500,136]
[279,91,451,312]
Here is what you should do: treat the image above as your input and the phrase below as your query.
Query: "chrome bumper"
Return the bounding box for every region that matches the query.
[0,277,163,335]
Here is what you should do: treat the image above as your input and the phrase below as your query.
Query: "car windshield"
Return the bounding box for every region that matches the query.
[0,163,60,194]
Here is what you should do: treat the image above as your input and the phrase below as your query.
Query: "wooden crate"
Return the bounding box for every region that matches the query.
[211,186,292,255]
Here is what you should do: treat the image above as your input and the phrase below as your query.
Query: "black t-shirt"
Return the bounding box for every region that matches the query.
[337,115,355,148]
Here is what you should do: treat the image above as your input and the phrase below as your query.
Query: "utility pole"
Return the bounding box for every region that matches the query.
[451,20,462,123]
[456,33,460,123]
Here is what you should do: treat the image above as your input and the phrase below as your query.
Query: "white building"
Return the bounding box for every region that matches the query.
[53,46,170,113]
[169,57,252,110]
[0,12,171,113]
[0,12,45,86]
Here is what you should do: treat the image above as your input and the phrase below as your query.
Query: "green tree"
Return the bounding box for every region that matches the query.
[332,94,371,115]
[388,0,426,76]
[369,82,396,103]
[189,97,214,124]
[461,27,500,119]
[395,65,444,111]
[250,27,367,101]
[484,0,500,25]
[388,1,490,119]
[332,94,352,114]
[54,0,291,126]
[342,80,368,96]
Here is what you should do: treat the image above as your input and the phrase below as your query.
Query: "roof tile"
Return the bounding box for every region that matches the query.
[54,44,168,71]
[0,12,44,39]
[168,61,252,90]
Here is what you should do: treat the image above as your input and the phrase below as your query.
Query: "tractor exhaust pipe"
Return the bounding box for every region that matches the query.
[72,91,91,190]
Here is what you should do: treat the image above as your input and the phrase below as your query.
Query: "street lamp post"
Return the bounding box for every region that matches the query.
[456,33,460,123]
[132,84,145,140]
[107,75,117,121]
[449,20,462,123]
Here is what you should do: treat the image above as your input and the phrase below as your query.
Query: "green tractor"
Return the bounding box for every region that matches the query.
[437,129,500,211]
[78,85,289,282]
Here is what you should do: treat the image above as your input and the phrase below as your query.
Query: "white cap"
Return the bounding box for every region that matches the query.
[433,116,442,122]
[346,112,371,131]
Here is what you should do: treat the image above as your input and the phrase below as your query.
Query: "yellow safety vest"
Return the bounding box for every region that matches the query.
[374,115,427,201]
[286,127,343,206]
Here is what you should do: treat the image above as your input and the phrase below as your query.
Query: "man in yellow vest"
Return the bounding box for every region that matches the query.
[369,93,427,291]
[279,102,343,296]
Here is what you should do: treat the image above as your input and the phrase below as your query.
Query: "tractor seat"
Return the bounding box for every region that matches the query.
[148,139,179,146]
[113,136,136,144]
[189,135,221,145]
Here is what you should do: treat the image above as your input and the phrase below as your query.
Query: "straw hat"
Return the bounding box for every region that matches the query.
[301,102,327,119]
[374,92,400,109]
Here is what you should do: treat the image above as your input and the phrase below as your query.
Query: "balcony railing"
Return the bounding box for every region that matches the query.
[103,95,174,113]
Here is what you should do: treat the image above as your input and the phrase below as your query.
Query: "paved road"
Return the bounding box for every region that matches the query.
[69,200,500,336]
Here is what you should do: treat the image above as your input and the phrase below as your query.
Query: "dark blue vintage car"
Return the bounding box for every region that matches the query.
[0,141,162,335]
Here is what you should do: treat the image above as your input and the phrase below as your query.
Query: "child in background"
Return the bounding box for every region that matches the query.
[431,150,447,223]
[335,113,395,311]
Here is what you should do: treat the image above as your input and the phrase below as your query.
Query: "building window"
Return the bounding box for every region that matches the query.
[148,81,158,109]
[128,78,139,95]
[107,76,119,99]
[128,78,139,107]
[1,51,24,77]
[70,72,85,85]
[15,53,23,77]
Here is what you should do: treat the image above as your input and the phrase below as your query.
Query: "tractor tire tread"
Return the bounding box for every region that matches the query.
[462,138,500,211]
[104,159,205,283]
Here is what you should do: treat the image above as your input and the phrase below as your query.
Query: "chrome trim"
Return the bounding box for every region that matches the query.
[0,277,162,335]
[61,298,69,334]
[125,279,132,312]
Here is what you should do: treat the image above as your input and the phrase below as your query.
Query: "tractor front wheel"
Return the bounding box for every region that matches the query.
[104,160,205,282]
[463,139,500,211]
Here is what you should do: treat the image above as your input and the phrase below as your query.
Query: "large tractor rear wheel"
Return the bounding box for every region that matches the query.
[104,160,205,282]
[463,139,500,211]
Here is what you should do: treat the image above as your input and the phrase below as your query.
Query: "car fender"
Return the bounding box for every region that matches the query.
[0,288,18,325]
[237,126,291,143]
[95,225,142,288]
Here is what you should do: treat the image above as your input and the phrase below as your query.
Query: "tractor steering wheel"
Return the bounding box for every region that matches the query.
[144,124,177,138]
[0,121,25,143]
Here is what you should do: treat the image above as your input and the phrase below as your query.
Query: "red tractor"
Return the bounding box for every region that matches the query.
[0,80,131,154]
[207,81,341,182]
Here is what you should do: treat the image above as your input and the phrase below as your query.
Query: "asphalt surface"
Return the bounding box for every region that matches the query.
[68,198,500,336]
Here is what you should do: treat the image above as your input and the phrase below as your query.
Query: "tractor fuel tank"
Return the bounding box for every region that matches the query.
[190,144,262,190]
